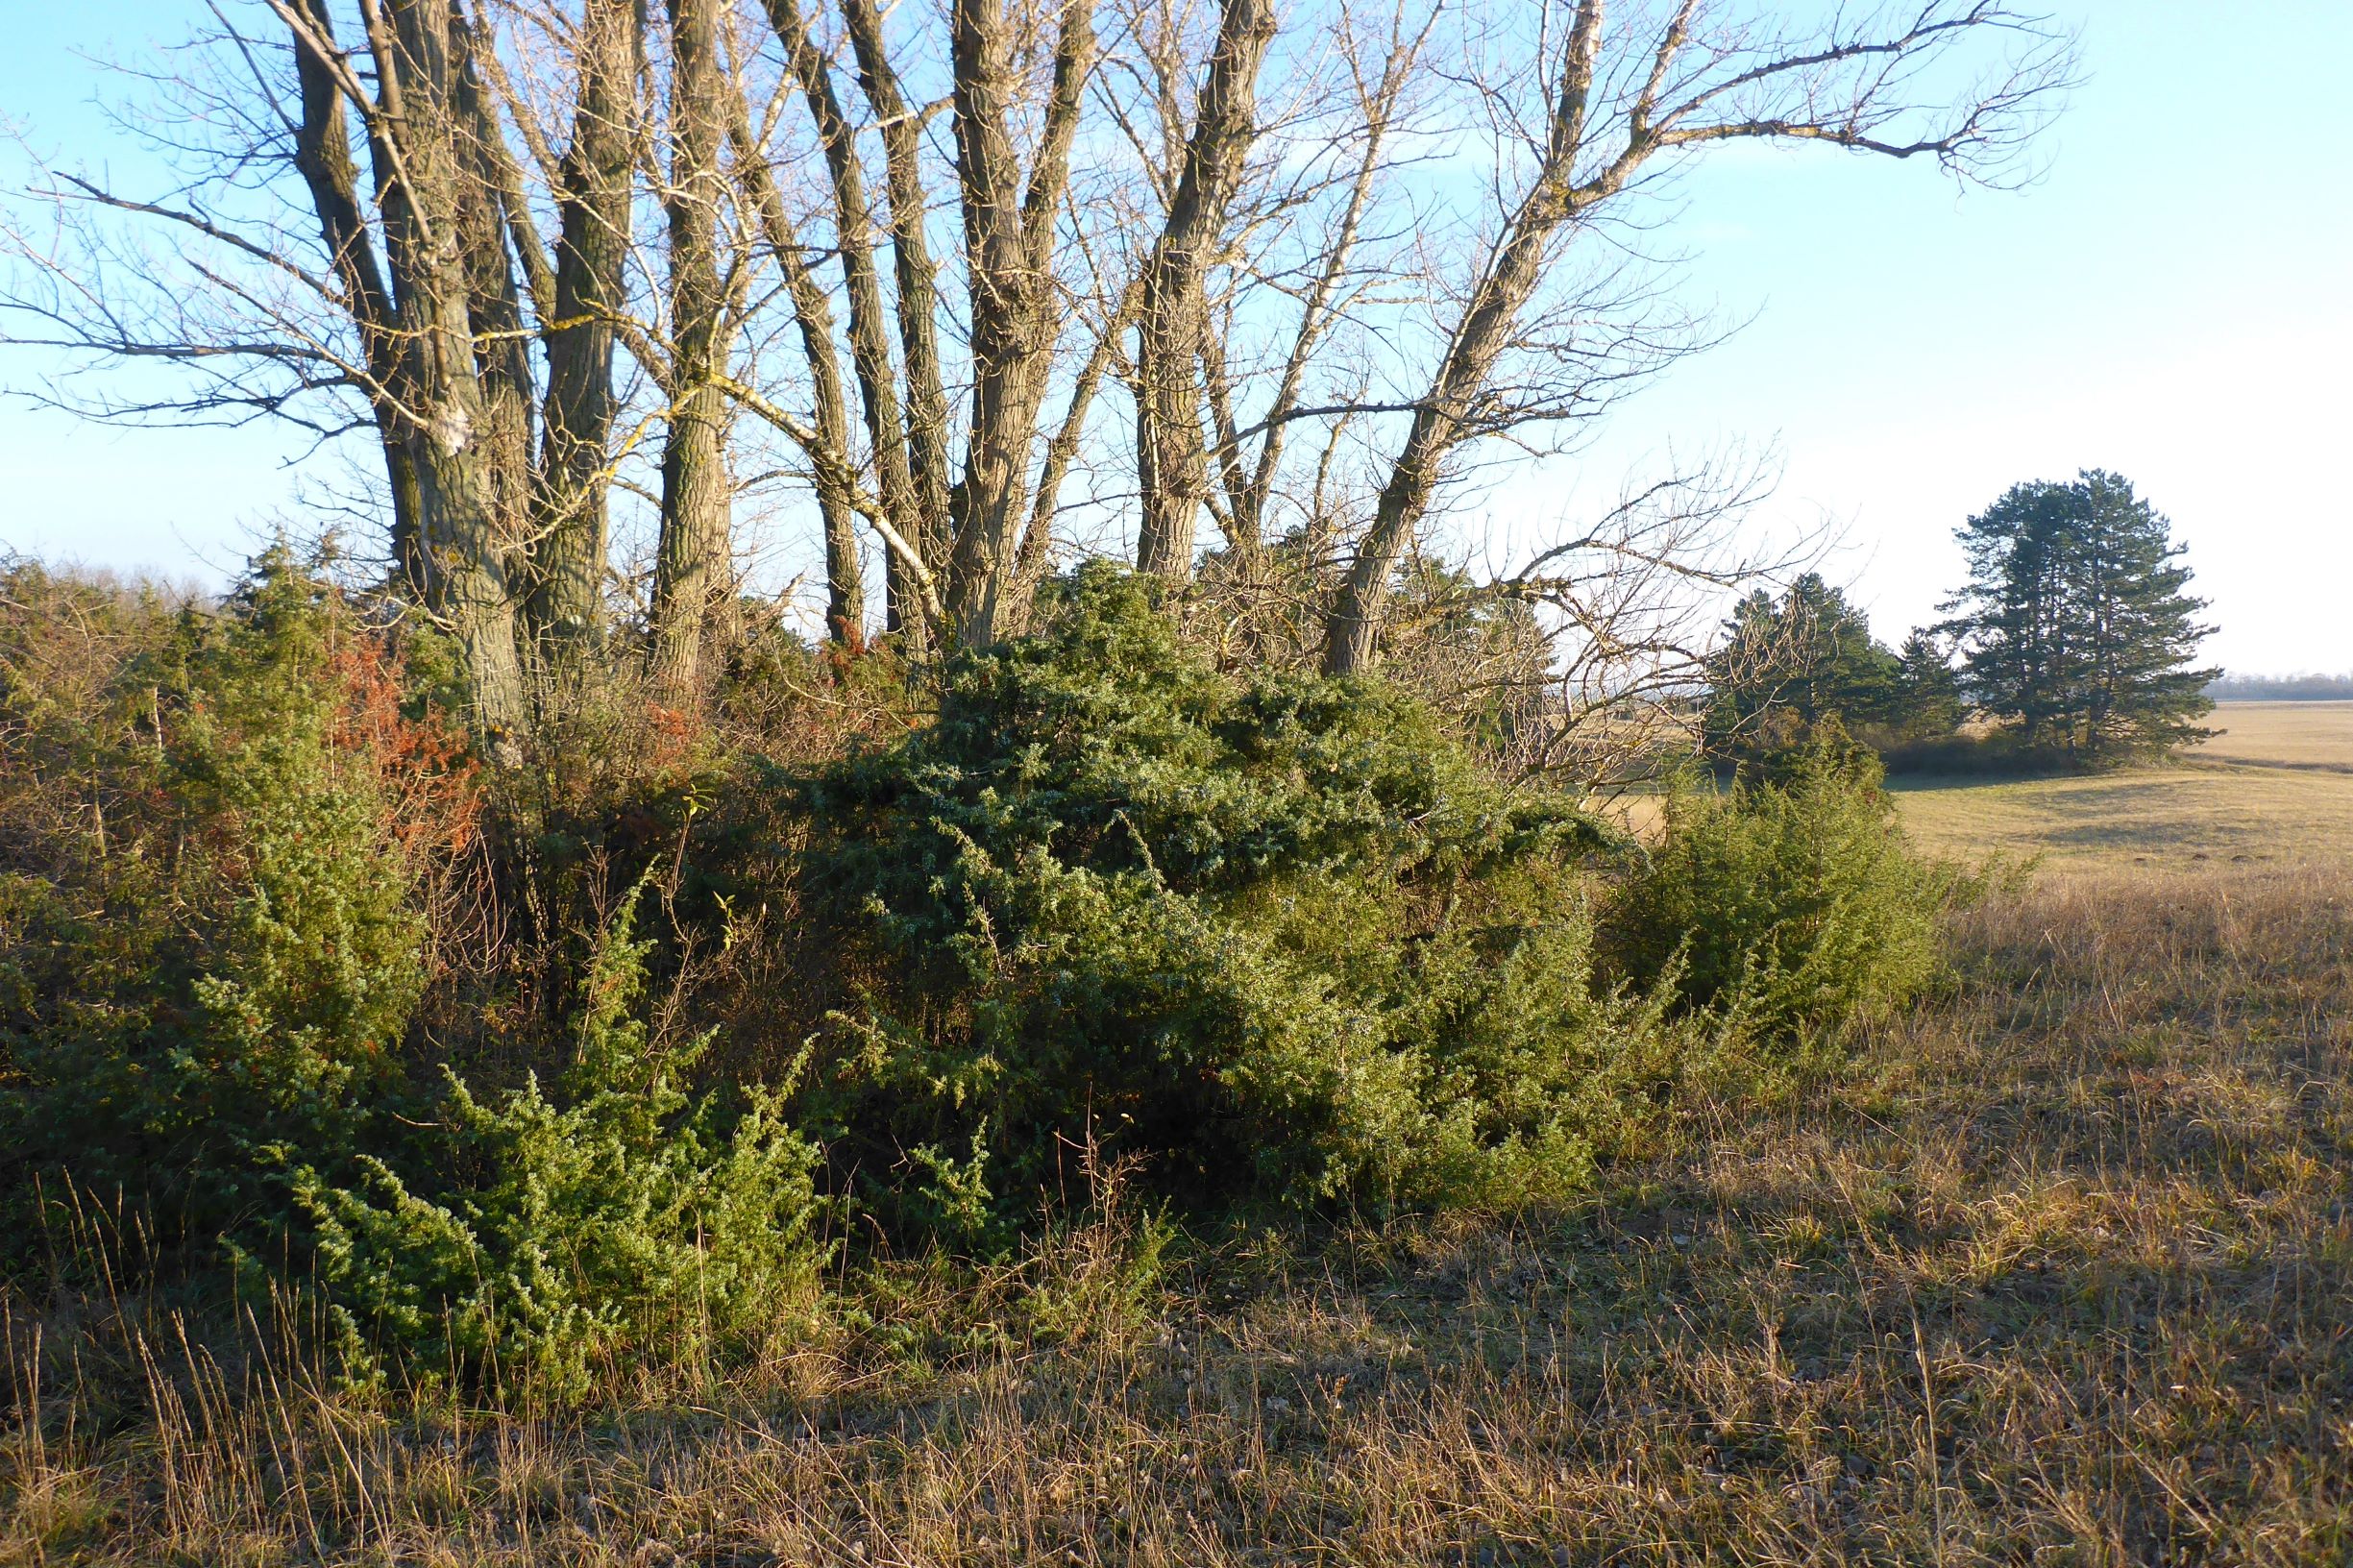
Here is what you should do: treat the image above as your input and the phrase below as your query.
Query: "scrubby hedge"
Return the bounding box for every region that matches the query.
[2,552,1963,1398]
[0,555,821,1394]
[793,565,1694,1223]
[1605,738,1960,1038]
[0,557,443,1237]
[295,886,828,1399]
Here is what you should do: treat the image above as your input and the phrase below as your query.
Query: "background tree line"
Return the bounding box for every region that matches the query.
[2206,673,2353,702]
[1703,468,2217,772]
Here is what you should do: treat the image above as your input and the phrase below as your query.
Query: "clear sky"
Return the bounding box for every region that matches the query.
[3,1,2347,674]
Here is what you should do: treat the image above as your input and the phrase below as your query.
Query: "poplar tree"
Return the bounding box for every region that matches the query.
[1942,470,2216,761]
[7,0,2072,742]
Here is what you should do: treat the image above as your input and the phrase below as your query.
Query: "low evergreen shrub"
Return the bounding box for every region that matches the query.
[1,551,447,1246]
[1606,739,1955,1039]
[793,565,1696,1223]
[292,884,829,1400]
[2,550,1973,1406]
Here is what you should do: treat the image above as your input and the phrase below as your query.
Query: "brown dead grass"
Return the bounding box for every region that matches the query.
[1894,702,2353,873]
[2195,702,2353,774]
[9,859,2352,1566]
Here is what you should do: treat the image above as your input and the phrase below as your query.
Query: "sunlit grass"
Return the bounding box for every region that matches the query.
[2196,701,2353,773]
[10,861,2352,1562]
[1894,701,2353,871]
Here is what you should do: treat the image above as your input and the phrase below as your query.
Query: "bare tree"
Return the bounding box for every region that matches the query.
[529,0,644,666]
[1131,0,1276,577]
[725,83,866,644]
[4,0,583,733]
[942,0,1098,645]
[758,0,936,639]
[3,0,2071,759]
[1320,0,2070,676]
[649,0,740,698]
[839,0,955,569]
[331,0,535,732]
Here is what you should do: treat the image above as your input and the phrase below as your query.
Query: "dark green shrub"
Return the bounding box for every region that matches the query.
[1606,740,1953,1039]
[793,565,1687,1222]
[1879,725,2072,778]
[1,551,448,1244]
[293,884,829,1399]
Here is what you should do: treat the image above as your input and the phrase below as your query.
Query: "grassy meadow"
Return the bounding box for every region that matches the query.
[8,706,2353,1565]
[1894,701,2353,871]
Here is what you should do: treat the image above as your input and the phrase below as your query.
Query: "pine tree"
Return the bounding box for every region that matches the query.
[1893,631,1966,740]
[1941,470,2216,761]
[1703,574,1904,765]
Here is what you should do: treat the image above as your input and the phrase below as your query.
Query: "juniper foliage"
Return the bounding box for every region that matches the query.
[795,565,1690,1221]
[1,552,430,1242]
[1606,740,1955,1039]
[293,884,828,1400]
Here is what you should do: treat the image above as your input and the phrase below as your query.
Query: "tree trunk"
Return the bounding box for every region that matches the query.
[452,29,537,625]
[1321,0,1604,677]
[282,0,429,598]
[726,91,865,646]
[374,0,530,738]
[944,0,1093,646]
[760,0,922,641]
[650,0,737,703]
[841,0,954,567]
[529,0,640,668]
[1133,0,1274,579]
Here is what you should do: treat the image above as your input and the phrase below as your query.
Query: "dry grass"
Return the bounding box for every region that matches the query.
[8,849,2351,1565]
[1894,702,2353,871]
[2195,702,2353,774]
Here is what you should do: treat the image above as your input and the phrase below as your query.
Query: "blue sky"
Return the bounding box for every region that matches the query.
[4,1,2347,674]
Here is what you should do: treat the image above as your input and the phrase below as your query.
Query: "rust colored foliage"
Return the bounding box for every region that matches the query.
[327,630,482,860]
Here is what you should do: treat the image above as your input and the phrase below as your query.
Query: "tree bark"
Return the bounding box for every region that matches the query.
[726,90,865,646]
[529,0,640,667]
[759,0,923,640]
[1133,0,1274,579]
[452,23,537,628]
[650,0,736,701]
[944,0,1093,646]
[375,0,530,737]
[840,0,953,567]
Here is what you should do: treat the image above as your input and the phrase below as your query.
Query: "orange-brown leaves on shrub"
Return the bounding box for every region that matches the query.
[328,631,482,860]
[639,700,708,789]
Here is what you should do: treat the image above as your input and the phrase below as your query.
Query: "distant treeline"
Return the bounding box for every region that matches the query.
[1705,470,2217,776]
[2207,674,2353,701]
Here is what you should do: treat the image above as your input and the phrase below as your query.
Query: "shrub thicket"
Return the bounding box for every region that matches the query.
[1605,739,1954,1039]
[1,552,449,1241]
[1,554,832,1398]
[3,551,1964,1404]
[794,566,1698,1222]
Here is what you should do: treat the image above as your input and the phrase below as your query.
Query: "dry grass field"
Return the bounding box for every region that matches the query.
[8,711,2352,1566]
[2192,702,2353,773]
[1893,702,2353,871]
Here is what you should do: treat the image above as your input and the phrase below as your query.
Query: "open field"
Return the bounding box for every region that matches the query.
[2194,702,2353,773]
[10,803,2353,1562]
[1894,701,2353,871]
